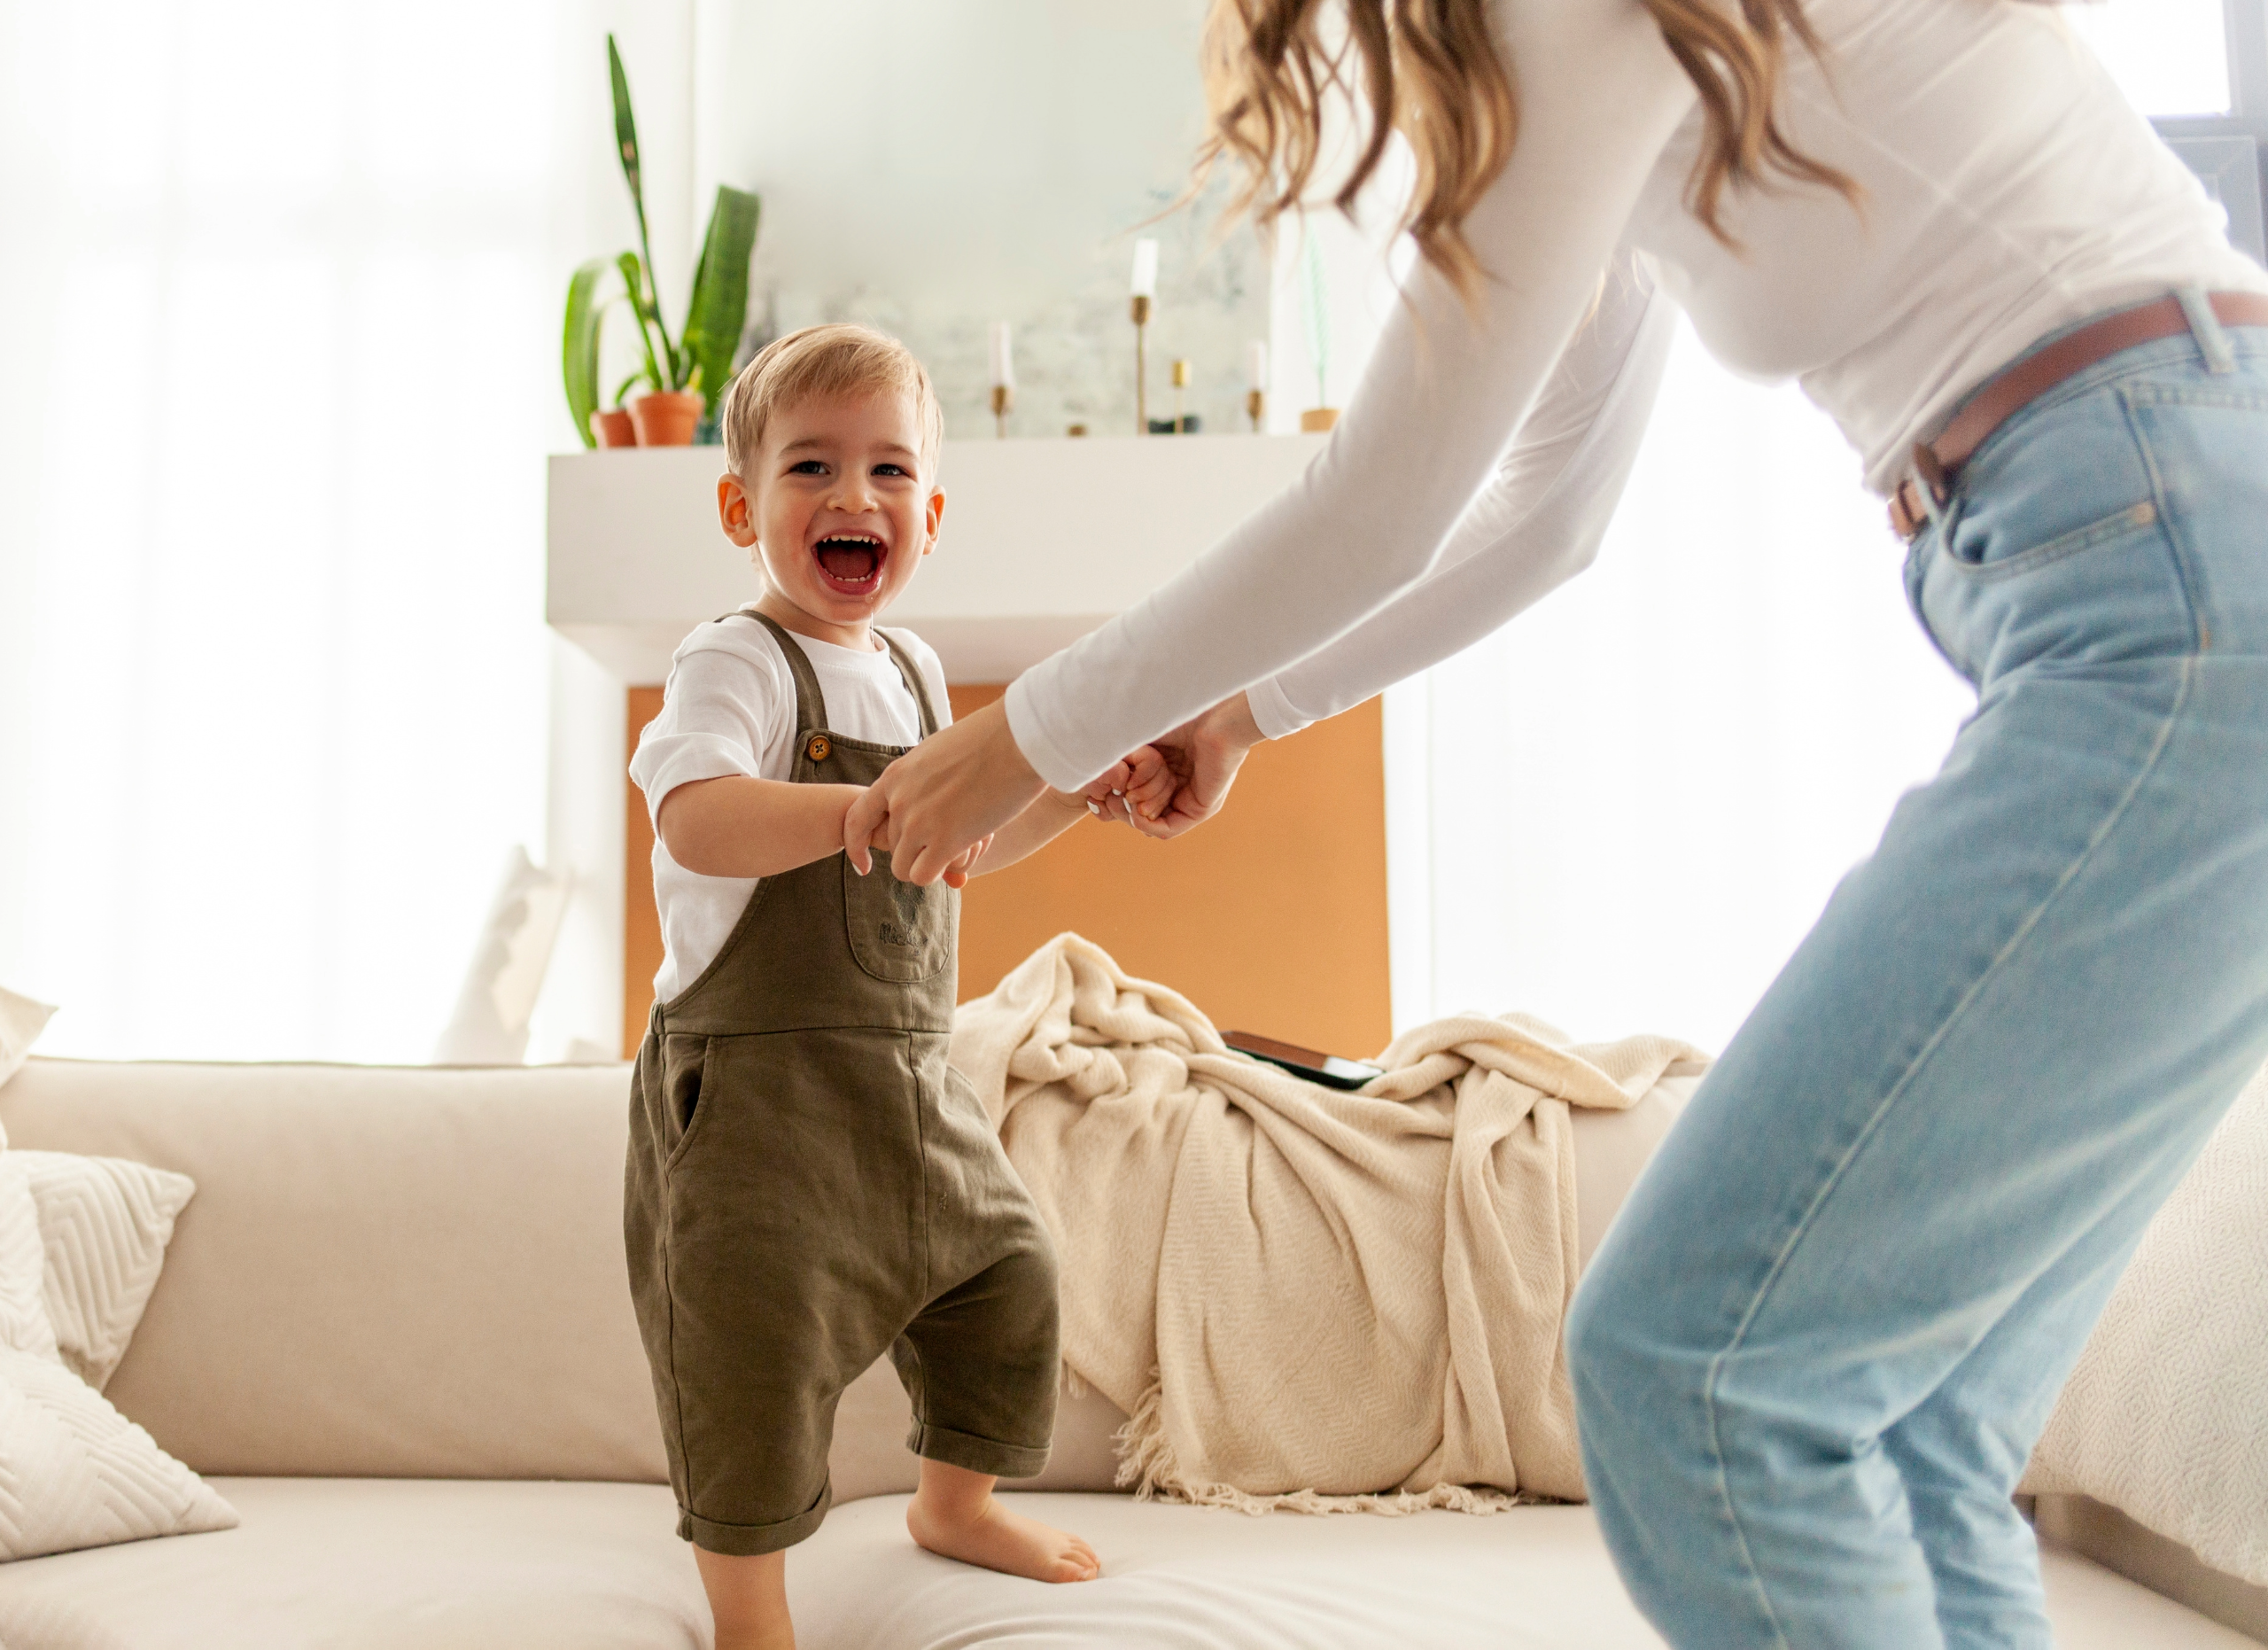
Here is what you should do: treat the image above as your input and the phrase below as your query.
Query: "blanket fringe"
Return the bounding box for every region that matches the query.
[1111,1373,1528,1519]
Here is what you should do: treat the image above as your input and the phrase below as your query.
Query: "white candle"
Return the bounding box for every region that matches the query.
[1130,238,1159,300]
[1246,339,1269,392]
[989,321,1014,389]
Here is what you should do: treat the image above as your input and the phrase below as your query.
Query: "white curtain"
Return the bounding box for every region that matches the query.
[0,0,653,1062]
[1384,319,1976,1055]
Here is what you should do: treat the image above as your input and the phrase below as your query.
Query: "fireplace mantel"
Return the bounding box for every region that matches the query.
[546,432,1330,686]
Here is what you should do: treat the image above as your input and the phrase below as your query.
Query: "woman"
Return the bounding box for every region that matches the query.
[845,0,2268,1642]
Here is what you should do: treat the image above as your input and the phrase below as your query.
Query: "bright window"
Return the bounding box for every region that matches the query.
[2067,0,2233,117]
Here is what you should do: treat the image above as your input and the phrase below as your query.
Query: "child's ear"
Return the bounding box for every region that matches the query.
[922,484,946,556]
[717,472,759,548]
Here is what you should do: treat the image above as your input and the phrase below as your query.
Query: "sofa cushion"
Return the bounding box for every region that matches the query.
[788,1494,2264,1650]
[4,1483,2244,1650]
[0,1058,664,1482]
[0,1477,703,1649]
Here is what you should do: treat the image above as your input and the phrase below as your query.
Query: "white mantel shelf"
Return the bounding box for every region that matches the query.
[546,432,1329,685]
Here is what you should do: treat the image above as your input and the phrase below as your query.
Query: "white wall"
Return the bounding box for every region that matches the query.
[687,0,1270,440]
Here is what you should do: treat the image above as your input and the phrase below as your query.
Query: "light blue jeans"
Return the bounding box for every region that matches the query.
[1567,293,2268,1648]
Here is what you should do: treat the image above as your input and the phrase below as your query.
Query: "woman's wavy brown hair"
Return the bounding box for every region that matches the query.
[1197,0,1857,298]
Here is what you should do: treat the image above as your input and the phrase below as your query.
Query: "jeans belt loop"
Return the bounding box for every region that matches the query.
[2175,285,2238,376]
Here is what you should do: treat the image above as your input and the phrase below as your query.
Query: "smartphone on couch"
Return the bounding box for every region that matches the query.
[1220,1030,1385,1091]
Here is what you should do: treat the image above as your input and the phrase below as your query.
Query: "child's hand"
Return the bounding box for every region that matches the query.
[1078,746,1175,825]
[1116,744,1177,822]
[940,834,992,889]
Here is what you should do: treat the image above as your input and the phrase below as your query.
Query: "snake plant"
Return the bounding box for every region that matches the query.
[563,35,762,446]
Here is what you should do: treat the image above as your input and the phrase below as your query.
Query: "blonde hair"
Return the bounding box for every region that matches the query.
[721,323,944,478]
[1197,0,1856,300]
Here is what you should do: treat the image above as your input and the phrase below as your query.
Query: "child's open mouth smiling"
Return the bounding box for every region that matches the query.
[812,532,887,595]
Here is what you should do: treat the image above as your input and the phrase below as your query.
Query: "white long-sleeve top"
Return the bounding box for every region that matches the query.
[1007,0,2268,786]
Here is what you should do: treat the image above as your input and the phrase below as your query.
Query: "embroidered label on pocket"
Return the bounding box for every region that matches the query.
[843,852,950,983]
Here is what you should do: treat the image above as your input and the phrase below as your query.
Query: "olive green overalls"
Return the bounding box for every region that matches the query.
[625,612,1060,1558]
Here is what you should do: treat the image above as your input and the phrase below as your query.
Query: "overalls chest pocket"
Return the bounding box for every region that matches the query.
[843,848,951,983]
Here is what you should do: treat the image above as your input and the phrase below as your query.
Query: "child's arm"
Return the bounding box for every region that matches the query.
[656,775,872,879]
[963,746,1177,876]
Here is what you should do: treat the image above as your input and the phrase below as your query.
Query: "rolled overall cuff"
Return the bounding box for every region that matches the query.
[909,1419,1053,1480]
[679,1481,833,1556]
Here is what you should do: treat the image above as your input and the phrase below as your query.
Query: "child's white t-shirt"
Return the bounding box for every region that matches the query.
[629,609,951,1002]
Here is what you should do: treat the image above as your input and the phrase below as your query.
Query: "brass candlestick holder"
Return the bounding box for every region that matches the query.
[1130,293,1152,435]
[1170,359,1192,433]
[1247,389,1265,432]
[990,383,1013,438]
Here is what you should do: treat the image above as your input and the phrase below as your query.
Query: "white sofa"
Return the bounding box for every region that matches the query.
[0,1055,2259,1648]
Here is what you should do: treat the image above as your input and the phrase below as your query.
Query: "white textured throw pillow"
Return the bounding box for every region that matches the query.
[0,1164,235,1560]
[0,986,56,1092]
[0,1161,59,1364]
[8,1151,195,1391]
[0,1343,238,1560]
[2023,1061,2268,1585]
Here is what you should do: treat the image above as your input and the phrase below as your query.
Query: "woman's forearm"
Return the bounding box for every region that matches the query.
[656,774,866,879]
[1002,3,1696,791]
[1252,275,1676,735]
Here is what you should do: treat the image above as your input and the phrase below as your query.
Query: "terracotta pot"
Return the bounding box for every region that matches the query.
[1299,407,1340,433]
[590,407,637,448]
[629,390,705,448]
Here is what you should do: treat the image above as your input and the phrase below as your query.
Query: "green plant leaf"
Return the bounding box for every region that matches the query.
[681,185,762,419]
[607,34,675,375]
[616,250,665,397]
[613,370,648,408]
[563,257,614,448]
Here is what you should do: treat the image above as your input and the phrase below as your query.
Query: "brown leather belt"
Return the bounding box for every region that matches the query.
[1888,290,2268,541]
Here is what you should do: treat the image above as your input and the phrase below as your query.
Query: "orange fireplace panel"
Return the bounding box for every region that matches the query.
[622,684,1391,1062]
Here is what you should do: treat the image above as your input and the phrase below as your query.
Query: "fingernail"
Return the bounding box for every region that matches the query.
[1087,800,1102,816]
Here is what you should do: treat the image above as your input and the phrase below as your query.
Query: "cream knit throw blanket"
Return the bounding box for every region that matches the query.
[950,935,1710,1514]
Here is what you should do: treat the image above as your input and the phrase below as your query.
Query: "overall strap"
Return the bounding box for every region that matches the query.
[877,629,941,739]
[739,611,830,733]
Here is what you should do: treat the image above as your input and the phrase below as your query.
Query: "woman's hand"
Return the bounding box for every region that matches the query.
[843,697,1048,885]
[1123,692,1263,838]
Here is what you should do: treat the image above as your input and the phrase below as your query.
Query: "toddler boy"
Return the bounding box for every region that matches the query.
[625,324,1153,1649]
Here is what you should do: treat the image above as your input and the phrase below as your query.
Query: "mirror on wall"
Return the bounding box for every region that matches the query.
[694,0,1273,440]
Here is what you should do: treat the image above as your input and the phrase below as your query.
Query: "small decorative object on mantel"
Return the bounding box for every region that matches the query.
[1066,423,1089,438]
[1149,358,1199,433]
[1130,238,1159,436]
[989,322,1015,438]
[1246,340,1268,432]
[563,35,761,449]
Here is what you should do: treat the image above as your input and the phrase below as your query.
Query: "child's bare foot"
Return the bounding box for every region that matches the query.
[906,1459,1100,1583]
